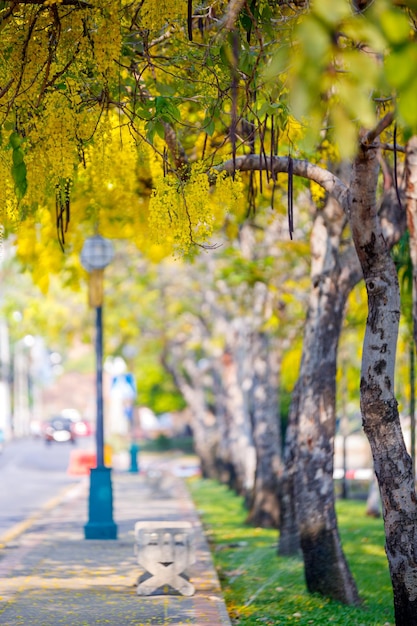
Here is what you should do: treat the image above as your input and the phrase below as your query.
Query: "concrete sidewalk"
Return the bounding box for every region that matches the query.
[0,460,232,626]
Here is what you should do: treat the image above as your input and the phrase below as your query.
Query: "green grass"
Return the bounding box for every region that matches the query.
[188,478,394,625]
[139,435,195,453]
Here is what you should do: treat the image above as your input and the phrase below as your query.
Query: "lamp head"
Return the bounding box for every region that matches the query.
[81,235,114,272]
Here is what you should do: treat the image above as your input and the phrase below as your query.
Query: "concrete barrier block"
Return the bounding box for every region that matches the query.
[134,521,195,596]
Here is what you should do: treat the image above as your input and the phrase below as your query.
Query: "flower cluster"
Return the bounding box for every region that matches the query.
[148,163,244,254]
[140,0,187,32]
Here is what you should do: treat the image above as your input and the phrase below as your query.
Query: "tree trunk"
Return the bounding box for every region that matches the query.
[220,340,257,499]
[276,191,361,602]
[279,379,302,555]
[246,328,282,528]
[295,201,362,603]
[350,137,417,625]
[162,348,221,479]
[238,224,285,526]
[210,366,237,486]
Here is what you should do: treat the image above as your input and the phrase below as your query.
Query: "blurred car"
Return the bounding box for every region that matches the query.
[30,419,43,438]
[71,419,93,437]
[60,408,93,438]
[43,416,76,444]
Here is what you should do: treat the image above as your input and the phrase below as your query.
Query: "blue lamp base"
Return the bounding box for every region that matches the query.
[84,466,118,540]
[129,443,140,473]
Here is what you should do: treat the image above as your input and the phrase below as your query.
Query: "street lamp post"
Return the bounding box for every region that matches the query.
[81,235,117,540]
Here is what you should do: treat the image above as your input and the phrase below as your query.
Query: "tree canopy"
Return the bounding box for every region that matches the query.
[3,0,416,272]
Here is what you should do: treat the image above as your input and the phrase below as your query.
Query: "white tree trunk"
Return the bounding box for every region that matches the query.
[350,137,417,625]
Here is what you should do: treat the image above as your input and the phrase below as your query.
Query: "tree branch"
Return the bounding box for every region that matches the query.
[216,154,350,212]
[0,0,92,30]
[223,0,246,30]
[360,111,395,147]
[375,142,405,153]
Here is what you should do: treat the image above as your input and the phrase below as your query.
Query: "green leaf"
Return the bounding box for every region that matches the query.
[239,11,252,34]
[146,120,166,142]
[12,155,27,199]
[219,43,233,68]
[12,161,27,183]
[379,9,411,46]
[146,121,156,143]
[9,131,22,149]
[154,120,165,139]
[12,147,24,166]
[238,49,256,76]
[385,44,417,89]
[203,117,215,136]
[398,78,417,126]
[297,15,330,64]
[136,105,153,121]
[155,81,176,96]
[154,96,179,122]
[256,100,285,118]
[313,0,350,25]
[15,178,27,200]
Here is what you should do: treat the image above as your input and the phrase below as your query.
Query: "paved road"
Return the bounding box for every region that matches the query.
[0,436,89,539]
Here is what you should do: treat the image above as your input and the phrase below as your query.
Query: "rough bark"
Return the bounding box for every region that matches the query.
[237,226,285,526]
[246,326,282,528]
[279,193,359,565]
[220,339,257,499]
[162,347,220,479]
[283,196,361,604]
[350,135,417,625]
[279,379,302,555]
[211,366,237,486]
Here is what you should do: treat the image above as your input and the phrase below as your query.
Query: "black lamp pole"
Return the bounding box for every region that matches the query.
[95,304,105,468]
[81,236,117,540]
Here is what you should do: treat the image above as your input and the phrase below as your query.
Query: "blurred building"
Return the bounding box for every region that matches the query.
[0,318,12,440]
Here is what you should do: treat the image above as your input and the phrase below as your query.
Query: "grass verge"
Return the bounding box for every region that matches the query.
[188,478,394,625]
